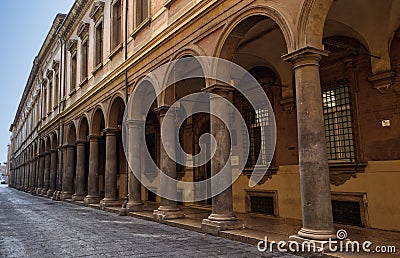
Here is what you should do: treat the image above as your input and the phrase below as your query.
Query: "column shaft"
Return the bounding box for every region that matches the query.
[126,120,144,211]
[61,145,75,200]
[42,152,50,195]
[73,141,86,201]
[284,47,335,241]
[201,85,243,235]
[100,130,119,208]
[48,150,57,197]
[153,107,184,220]
[84,136,100,204]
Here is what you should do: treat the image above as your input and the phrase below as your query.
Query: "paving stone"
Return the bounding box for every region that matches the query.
[0,186,299,257]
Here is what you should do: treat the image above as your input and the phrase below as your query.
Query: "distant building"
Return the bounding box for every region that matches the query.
[9,0,400,240]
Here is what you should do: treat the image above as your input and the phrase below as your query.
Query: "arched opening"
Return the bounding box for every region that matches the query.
[108,96,126,201]
[216,14,293,217]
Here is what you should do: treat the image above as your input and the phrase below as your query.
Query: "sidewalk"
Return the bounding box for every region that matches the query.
[69,200,399,257]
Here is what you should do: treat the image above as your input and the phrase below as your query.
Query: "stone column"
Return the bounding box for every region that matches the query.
[84,135,101,204]
[23,161,28,191]
[126,119,144,211]
[100,129,120,209]
[41,152,51,195]
[61,145,75,200]
[30,159,36,193]
[47,149,57,197]
[283,47,336,241]
[54,146,63,200]
[201,85,243,235]
[73,140,87,202]
[153,106,184,221]
[36,154,45,195]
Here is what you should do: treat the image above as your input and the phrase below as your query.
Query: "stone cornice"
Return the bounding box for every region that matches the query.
[58,0,92,39]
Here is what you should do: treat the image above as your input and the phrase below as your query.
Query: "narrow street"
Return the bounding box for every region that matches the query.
[0,185,297,257]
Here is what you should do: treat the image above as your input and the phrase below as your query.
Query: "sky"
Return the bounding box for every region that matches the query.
[0,1,75,164]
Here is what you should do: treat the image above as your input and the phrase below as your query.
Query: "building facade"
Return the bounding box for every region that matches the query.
[9,0,400,240]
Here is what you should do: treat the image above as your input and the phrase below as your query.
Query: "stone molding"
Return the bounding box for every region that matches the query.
[368,70,395,94]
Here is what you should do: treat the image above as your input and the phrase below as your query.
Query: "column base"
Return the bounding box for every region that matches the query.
[51,191,61,201]
[36,188,42,195]
[289,234,340,253]
[126,201,144,212]
[71,194,86,202]
[41,189,48,196]
[201,218,244,236]
[153,207,184,221]
[297,228,337,241]
[60,191,73,200]
[100,198,121,209]
[84,195,101,205]
[46,190,55,198]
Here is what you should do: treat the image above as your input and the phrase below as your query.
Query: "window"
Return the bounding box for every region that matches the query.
[54,72,59,107]
[95,22,103,67]
[135,0,149,26]
[322,79,355,161]
[81,40,89,80]
[112,0,122,49]
[70,53,77,91]
[42,83,47,116]
[332,200,362,226]
[52,61,60,108]
[47,76,53,113]
[243,106,273,167]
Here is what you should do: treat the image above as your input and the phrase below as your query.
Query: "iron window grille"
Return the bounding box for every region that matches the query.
[243,106,273,167]
[322,79,356,161]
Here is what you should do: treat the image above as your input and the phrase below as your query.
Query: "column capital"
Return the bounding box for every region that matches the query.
[88,134,101,142]
[103,128,120,136]
[63,144,75,149]
[203,83,233,98]
[75,139,87,145]
[282,46,328,68]
[127,119,145,127]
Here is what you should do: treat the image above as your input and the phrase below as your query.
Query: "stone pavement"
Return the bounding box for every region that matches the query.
[0,185,297,258]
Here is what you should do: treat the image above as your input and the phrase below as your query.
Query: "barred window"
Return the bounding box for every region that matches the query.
[243,106,273,166]
[322,80,355,161]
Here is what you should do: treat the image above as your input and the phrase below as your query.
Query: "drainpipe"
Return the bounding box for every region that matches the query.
[120,0,129,215]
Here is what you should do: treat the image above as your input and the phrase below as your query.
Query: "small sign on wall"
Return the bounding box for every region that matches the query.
[382,120,391,127]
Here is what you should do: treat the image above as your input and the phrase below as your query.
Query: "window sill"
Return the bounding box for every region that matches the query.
[131,18,151,38]
[92,63,103,75]
[68,88,77,97]
[80,77,88,87]
[328,161,368,173]
[242,166,279,185]
[329,161,368,186]
[164,0,177,9]
[108,43,123,60]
